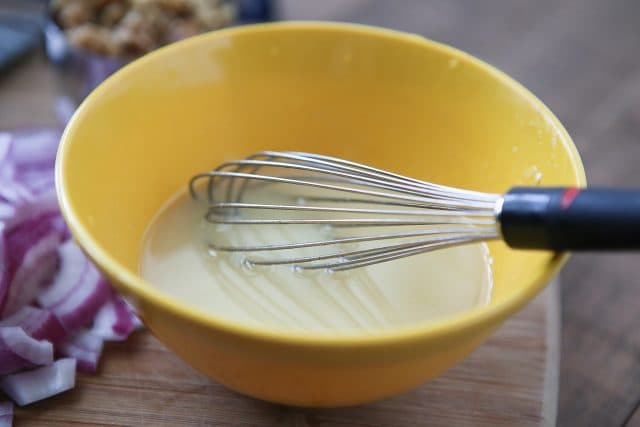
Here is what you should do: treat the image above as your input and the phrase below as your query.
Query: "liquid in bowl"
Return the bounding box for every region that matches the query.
[139,187,494,333]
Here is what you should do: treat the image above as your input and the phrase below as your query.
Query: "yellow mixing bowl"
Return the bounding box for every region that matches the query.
[56,22,586,407]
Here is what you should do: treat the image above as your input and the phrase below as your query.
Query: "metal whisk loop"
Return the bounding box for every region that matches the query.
[247,231,498,272]
[189,152,501,271]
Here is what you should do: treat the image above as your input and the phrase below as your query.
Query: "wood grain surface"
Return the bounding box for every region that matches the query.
[13,286,558,427]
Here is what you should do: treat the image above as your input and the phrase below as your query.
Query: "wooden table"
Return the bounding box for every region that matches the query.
[3,1,640,424]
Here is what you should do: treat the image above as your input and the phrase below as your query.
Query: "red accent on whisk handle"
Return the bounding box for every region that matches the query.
[498,187,640,250]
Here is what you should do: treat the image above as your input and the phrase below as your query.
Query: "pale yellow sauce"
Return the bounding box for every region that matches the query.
[139,189,493,334]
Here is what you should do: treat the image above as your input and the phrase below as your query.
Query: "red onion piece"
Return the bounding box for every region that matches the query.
[91,293,139,341]
[0,203,13,224]
[110,295,138,336]
[0,192,60,231]
[49,214,71,241]
[3,128,61,171]
[0,225,7,315]
[0,327,53,375]
[0,132,10,164]
[0,127,144,411]
[15,171,56,196]
[53,270,110,334]
[0,181,31,207]
[2,233,61,317]
[38,241,111,333]
[0,358,76,406]
[1,214,61,314]
[0,306,66,344]
[58,330,103,373]
[0,401,12,427]
[37,241,86,308]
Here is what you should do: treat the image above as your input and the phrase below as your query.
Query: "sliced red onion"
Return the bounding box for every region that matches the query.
[0,166,12,184]
[5,128,61,171]
[0,358,76,406]
[90,293,139,341]
[0,203,13,223]
[0,132,11,164]
[0,225,7,316]
[53,272,111,334]
[0,127,146,408]
[0,327,53,375]
[0,401,12,427]
[0,306,66,344]
[37,241,86,309]
[15,170,56,196]
[4,192,60,230]
[58,330,103,373]
[0,127,60,225]
[0,180,33,207]
[2,232,61,317]
[5,214,59,272]
[50,214,71,241]
[38,241,110,332]
[1,214,61,313]
[110,295,136,336]
[0,192,60,232]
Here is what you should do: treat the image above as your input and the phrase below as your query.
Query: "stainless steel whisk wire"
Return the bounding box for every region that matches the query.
[189,152,502,271]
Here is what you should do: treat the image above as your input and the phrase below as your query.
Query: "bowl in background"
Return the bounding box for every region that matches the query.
[55,22,586,407]
[43,0,275,122]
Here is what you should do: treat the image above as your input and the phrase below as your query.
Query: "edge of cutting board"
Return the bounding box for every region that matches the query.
[14,281,560,427]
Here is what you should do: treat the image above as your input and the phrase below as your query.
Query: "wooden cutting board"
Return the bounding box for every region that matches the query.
[2,52,558,427]
[13,281,559,427]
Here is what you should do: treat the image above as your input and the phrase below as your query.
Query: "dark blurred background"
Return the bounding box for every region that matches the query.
[2,1,640,425]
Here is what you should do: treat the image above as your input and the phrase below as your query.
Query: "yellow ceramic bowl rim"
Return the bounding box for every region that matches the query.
[56,21,586,351]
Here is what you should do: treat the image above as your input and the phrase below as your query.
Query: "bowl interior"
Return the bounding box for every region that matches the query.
[58,23,585,338]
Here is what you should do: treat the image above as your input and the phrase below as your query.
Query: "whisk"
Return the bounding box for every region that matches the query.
[189,151,640,271]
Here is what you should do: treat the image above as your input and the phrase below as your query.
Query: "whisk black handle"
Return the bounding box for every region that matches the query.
[499,187,640,250]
